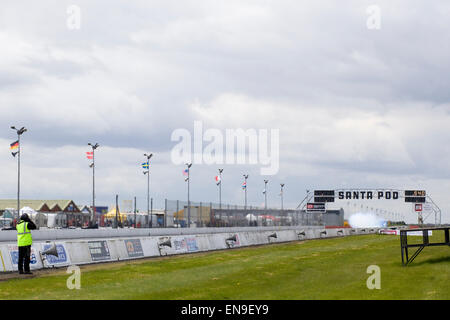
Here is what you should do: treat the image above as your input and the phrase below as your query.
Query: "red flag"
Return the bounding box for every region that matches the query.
[86,151,93,159]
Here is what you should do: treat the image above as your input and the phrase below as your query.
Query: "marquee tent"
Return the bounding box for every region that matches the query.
[105,208,127,221]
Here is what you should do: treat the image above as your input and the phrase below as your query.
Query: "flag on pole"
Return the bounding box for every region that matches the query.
[86,151,93,160]
[215,175,221,185]
[142,162,149,169]
[10,140,19,150]
[242,181,247,190]
[10,140,19,157]
[183,169,189,176]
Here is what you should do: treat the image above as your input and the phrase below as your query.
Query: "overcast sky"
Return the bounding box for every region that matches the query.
[1,1,449,223]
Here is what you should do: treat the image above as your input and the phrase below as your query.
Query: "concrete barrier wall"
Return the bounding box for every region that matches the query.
[0,226,324,242]
[0,227,378,272]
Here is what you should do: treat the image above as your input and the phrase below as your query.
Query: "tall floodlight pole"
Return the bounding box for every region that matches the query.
[11,126,27,220]
[185,163,192,228]
[264,180,269,211]
[218,169,223,210]
[280,183,285,210]
[134,196,137,229]
[115,194,119,229]
[263,180,269,226]
[144,153,153,228]
[243,174,249,210]
[88,143,99,225]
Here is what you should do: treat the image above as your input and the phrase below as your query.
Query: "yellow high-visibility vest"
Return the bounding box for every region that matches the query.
[16,221,32,247]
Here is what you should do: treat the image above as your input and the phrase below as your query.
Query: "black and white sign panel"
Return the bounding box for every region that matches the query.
[306,203,326,212]
[313,189,428,204]
[337,190,399,200]
[88,240,111,261]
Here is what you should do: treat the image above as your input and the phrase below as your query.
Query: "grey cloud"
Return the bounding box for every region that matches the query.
[0,1,449,222]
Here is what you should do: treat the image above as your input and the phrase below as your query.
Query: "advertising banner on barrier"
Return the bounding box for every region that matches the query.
[171,236,199,254]
[185,237,199,253]
[8,245,41,269]
[0,249,6,272]
[172,237,188,253]
[226,234,240,248]
[379,229,397,235]
[41,243,71,266]
[88,240,111,261]
[124,239,144,258]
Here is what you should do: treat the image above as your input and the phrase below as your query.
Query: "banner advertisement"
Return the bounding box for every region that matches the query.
[172,236,199,253]
[41,243,70,265]
[172,237,188,253]
[8,245,39,268]
[226,234,240,248]
[0,249,6,272]
[124,239,144,258]
[88,241,111,261]
[185,237,199,252]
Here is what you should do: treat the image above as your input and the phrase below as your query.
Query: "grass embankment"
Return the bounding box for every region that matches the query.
[0,234,448,300]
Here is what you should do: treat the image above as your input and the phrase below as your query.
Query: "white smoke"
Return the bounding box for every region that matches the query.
[348,212,387,228]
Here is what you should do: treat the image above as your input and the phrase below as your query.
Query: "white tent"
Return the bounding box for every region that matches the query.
[46,213,57,228]
[20,206,37,216]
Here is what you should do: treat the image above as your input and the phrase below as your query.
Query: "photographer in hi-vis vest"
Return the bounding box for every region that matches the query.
[16,213,37,274]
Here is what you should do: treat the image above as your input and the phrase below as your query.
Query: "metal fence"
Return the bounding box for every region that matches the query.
[164,199,323,228]
[2,200,324,230]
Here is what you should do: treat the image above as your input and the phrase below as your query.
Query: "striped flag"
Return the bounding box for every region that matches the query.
[242,181,247,190]
[10,140,19,157]
[86,151,93,160]
[10,140,19,150]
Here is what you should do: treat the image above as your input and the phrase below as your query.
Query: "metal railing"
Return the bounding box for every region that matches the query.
[163,199,323,228]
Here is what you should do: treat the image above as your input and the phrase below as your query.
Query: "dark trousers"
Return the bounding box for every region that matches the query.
[18,245,31,273]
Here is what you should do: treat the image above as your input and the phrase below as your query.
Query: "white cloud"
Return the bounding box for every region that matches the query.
[0,1,449,223]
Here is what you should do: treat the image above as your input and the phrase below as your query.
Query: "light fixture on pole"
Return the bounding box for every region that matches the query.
[243,174,249,210]
[217,169,223,210]
[280,183,285,210]
[10,126,27,220]
[115,194,119,229]
[264,180,269,209]
[263,180,269,226]
[185,163,192,228]
[134,196,137,229]
[88,142,99,225]
[143,153,153,228]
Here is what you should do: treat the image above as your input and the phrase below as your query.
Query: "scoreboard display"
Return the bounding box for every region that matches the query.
[311,189,427,203]
[404,190,426,203]
[405,190,426,197]
[306,203,326,212]
[314,190,335,203]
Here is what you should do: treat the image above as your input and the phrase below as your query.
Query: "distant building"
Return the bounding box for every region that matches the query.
[0,199,81,215]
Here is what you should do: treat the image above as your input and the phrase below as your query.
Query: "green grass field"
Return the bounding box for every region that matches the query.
[0,234,449,300]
